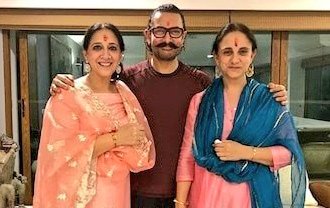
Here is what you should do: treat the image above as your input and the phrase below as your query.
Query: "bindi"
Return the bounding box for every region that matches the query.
[234,38,238,47]
[165,21,171,27]
[103,35,109,41]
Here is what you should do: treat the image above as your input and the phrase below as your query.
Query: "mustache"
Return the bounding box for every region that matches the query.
[155,42,179,49]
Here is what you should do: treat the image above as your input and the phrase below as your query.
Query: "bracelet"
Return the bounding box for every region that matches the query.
[173,198,189,206]
[251,147,257,161]
[111,133,117,147]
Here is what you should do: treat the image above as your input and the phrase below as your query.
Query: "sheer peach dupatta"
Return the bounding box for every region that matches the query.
[114,80,156,173]
[33,80,155,208]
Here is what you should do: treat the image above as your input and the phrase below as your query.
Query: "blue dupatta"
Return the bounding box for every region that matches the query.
[193,77,306,208]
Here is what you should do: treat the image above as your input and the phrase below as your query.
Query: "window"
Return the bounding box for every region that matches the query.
[288,32,330,144]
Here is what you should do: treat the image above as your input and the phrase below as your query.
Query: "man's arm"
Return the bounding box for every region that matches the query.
[49,74,75,95]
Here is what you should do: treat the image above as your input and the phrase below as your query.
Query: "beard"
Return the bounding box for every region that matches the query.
[149,41,183,61]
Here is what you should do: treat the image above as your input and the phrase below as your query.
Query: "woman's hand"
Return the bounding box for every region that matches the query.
[175,204,187,208]
[93,123,146,158]
[116,123,146,146]
[213,140,251,161]
[49,74,74,95]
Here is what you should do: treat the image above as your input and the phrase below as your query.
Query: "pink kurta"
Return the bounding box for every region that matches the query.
[177,91,291,208]
[33,80,155,208]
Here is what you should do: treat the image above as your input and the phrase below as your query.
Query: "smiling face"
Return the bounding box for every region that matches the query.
[215,31,256,81]
[145,11,187,61]
[83,28,122,79]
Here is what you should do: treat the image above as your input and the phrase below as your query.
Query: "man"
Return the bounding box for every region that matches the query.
[50,4,287,207]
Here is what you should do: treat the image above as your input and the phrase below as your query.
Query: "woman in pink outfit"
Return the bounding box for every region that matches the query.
[33,23,155,208]
[175,23,306,208]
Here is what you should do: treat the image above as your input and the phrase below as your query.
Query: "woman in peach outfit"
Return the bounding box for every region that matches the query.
[33,23,155,208]
[175,23,306,208]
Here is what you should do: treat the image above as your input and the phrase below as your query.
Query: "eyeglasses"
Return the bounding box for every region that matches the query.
[150,27,185,38]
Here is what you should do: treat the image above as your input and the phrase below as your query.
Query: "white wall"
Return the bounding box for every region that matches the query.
[9,31,19,171]
[1,0,330,11]
[0,30,19,170]
[0,30,6,134]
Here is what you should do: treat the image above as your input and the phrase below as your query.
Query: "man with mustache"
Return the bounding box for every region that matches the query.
[123,5,211,207]
[51,4,287,208]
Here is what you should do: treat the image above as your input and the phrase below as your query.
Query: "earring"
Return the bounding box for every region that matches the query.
[246,64,254,77]
[84,60,90,73]
[115,65,122,79]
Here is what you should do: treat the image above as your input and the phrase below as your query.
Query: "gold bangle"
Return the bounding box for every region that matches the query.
[251,147,257,161]
[111,133,117,147]
[173,198,189,206]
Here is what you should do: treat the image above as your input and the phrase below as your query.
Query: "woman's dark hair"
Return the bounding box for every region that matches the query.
[83,23,125,51]
[211,22,257,55]
[83,23,125,80]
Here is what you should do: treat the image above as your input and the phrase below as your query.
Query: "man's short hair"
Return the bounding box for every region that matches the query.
[147,4,186,30]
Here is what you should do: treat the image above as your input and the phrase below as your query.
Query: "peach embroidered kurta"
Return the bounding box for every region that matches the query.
[33,80,155,208]
[176,91,291,208]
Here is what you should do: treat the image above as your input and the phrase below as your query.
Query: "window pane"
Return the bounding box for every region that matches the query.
[288,32,330,179]
[288,33,330,123]
[254,33,272,84]
[179,33,215,77]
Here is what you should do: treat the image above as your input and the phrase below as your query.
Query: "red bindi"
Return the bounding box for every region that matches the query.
[103,35,108,41]
[234,38,238,47]
[165,21,171,27]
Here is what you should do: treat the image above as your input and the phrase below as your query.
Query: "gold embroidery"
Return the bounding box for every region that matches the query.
[65,156,72,162]
[77,134,87,142]
[133,108,141,113]
[58,94,64,100]
[57,192,67,200]
[76,85,121,130]
[75,143,96,207]
[94,127,101,134]
[71,112,78,120]
[104,152,110,158]
[122,97,137,123]
[106,168,115,177]
[47,144,54,152]
[47,140,65,152]
[47,111,63,129]
[68,160,78,168]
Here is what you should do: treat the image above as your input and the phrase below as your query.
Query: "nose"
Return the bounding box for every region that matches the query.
[163,31,172,43]
[102,49,112,58]
[230,53,240,64]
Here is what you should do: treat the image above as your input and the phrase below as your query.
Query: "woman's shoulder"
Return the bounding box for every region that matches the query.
[250,79,285,111]
[250,79,272,98]
[50,77,87,106]
[190,91,205,110]
[74,76,87,89]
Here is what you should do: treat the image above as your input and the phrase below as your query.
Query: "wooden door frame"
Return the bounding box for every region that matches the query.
[2,30,13,137]
[18,31,33,204]
[271,31,288,86]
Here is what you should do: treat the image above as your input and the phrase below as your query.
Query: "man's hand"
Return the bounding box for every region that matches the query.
[49,74,75,96]
[268,82,288,106]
